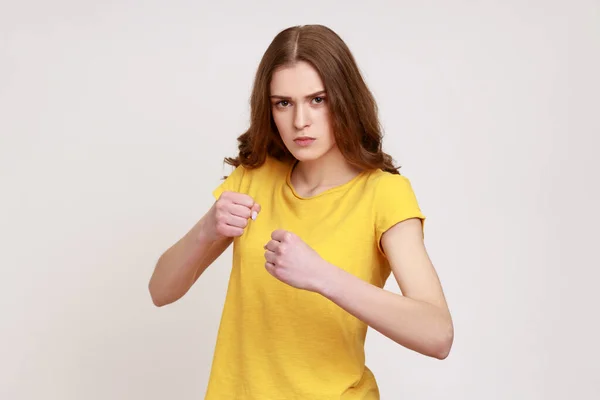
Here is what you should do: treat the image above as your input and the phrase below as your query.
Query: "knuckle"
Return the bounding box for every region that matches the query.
[216,222,227,235]
[215,200,226,211]
[277,245,286,256]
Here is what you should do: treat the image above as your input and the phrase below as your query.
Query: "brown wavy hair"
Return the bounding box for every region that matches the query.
[224,24,400,174]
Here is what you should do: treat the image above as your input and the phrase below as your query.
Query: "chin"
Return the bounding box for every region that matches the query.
[284,138,336,162]
[289,149,324,162]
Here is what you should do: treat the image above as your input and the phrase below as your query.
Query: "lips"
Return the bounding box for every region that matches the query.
[293,137,316,147]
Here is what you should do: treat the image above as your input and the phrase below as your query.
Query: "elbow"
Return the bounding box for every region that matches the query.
[150,291,173,308]
[149,286,166,307]
[432,321,454,360]
[148,280,172,308]
[151,294,168,308]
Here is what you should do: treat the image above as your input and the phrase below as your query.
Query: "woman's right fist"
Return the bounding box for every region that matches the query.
[205,191,261,241]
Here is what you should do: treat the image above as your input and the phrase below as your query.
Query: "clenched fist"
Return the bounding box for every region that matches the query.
[204,191,261,241]
[263,230,335,293]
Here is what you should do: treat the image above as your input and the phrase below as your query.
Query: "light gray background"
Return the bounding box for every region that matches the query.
[1,1,599,399]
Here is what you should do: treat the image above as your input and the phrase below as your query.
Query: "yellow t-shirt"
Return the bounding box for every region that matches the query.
[205,156,425,399]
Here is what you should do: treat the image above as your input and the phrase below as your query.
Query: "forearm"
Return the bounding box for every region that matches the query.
[318,264,453,359]
[149,215,230,306]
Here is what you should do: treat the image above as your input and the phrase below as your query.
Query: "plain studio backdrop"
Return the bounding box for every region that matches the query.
[1,1,599,399]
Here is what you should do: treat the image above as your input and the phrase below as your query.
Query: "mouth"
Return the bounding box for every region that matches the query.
[293,137,316,147]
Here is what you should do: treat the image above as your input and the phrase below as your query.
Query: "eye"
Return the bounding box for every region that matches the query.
[312,96,325,104]
[276,100,290,108]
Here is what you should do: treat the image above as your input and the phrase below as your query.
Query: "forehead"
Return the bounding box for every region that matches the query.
[270,61,325,96]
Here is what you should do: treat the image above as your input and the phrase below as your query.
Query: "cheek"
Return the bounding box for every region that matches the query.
[272,111,291,137]
[315,108,331,126]
[315,111,334,139]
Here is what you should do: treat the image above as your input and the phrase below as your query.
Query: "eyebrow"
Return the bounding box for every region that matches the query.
[269,90,326,100]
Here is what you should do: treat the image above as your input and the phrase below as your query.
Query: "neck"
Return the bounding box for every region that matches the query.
[292,147,362,191]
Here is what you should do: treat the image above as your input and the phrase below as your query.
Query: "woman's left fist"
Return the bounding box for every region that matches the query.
[263,229,332,292]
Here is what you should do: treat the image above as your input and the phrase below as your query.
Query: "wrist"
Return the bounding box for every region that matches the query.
[195,214,219,244]
[195,228,214,246]
[314,261,343,298]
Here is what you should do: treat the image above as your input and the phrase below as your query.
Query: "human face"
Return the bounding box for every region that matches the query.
[269,61,336,162]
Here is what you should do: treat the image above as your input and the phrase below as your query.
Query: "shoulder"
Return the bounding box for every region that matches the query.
[213,155,291,199]
[223,155,290,179]
[366,169,425,232]
[366,169,418,200]
[243,155,291,182]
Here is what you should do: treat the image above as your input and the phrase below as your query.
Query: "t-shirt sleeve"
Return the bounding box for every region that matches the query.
[374,173,426,252]
[212,163,247,200]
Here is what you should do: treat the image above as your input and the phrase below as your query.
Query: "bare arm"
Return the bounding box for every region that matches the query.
[148,192,261,307]
[318,218,454,359]
[264,218,453,359]
[148,212,232,307]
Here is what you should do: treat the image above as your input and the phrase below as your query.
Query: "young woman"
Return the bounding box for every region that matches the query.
[149,24,454,399]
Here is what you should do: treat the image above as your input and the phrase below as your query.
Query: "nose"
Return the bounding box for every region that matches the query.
[293,103,311,130]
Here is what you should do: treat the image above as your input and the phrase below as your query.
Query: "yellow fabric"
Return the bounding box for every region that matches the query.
[205,156,425,399]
